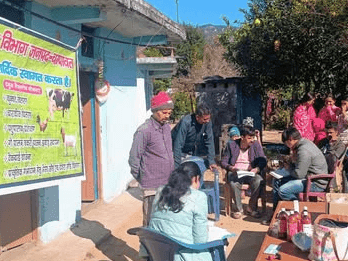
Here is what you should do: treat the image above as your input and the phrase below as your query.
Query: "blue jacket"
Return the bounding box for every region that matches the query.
[149,187,213,261]
[172,114,215,168]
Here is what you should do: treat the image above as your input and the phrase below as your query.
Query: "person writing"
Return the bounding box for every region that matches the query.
[221,126,267,219]
[149,161,213,261]
[272,127,328,211]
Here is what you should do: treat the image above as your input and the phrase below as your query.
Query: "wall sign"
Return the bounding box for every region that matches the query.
[0,18,84,188]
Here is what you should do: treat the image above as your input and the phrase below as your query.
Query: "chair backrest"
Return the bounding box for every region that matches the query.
[181,156,207,188]
[128,227,229,261]
[128,227,179,261]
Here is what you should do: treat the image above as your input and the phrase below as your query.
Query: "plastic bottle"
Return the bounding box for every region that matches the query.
[287,210,298,242]
[301,206,311,231]
[293,209,301,232]
[278,208,288,239]
[302,211,312,237]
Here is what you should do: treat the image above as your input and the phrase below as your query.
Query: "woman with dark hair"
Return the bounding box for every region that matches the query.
[149,161,212,261]
[293,92,317,141]
[318,93,341,123]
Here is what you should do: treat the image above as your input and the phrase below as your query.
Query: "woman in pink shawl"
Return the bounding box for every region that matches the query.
[318,93,341,123]
[293,92,316,141]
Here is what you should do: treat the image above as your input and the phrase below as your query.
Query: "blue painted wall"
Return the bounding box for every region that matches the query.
[26,1,83,243]
[17,0,168,242]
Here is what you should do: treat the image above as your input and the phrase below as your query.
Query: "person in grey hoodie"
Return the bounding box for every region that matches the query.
[272,127,328,210]
[129,91,174,226]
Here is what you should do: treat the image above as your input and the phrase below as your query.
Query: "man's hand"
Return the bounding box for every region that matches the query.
[228,165,238,175]
[209,164,218,171]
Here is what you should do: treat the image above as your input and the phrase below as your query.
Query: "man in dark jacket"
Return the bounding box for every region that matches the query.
[172,103,217,170]
[221,126,267,219]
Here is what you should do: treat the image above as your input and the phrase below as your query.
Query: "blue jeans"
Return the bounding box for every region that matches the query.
[272,176,324,210]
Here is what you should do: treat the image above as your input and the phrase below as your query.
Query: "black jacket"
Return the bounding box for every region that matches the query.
[172,114,215,168]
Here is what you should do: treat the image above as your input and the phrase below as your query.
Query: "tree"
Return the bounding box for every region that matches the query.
[175,25,206,76]
[220,0,348,95]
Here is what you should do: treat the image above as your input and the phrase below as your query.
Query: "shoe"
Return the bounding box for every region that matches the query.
[261,215,273,225]
[246,206,262,219]
[232,211,243,219]
[249,211,262,219]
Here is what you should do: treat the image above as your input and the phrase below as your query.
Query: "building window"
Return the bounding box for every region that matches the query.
[0,0,25,25]
[81,25,95,58]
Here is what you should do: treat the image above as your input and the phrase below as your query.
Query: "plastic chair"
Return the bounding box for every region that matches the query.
[181,156,221,221]
[127,227,231,261]
[181,156,207,188]
[299,151,346,202]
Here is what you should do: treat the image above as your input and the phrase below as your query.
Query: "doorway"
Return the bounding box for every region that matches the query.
[79,71,101,201]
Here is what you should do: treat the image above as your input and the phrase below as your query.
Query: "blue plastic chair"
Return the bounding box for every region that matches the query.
[200,168,220,221]
[127,227,232,261]
[181,156,220,221]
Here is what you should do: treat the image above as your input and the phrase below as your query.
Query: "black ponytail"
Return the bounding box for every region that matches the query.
[158,161,202,213]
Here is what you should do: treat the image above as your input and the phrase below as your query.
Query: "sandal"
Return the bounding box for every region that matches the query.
[232,211,243,219]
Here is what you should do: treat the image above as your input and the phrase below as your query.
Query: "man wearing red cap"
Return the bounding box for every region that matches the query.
[129,91,175,226]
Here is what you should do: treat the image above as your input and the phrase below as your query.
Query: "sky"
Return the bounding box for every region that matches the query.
[146,0,249,26]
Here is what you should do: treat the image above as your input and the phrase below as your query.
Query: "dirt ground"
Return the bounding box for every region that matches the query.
[84,130,282,261]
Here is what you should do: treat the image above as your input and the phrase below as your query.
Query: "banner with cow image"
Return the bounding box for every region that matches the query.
[0,19,83,187]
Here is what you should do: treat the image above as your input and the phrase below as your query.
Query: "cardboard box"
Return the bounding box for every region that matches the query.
[326,193,348,215]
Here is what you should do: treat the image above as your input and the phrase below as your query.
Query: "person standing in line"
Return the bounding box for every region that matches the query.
[128,91,174,226]
[171,103,218,170]
[318,93,341,123]
[293,92,317,141]
[337,95,348,145]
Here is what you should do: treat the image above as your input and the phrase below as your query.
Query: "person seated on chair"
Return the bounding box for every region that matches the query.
[229,125,241,141]
[318,121,346,174]
[221,126,267,219]
[272,127,328,211]
[149,161,213,261]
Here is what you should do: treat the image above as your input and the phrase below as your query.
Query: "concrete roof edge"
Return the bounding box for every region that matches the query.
[114,0,186,41]
[136,57,177,64]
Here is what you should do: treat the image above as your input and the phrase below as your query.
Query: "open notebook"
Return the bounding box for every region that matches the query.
[269,168,291,179]
[236,170,255,178]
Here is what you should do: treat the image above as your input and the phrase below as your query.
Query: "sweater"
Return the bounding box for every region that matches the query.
[128,117,174,189]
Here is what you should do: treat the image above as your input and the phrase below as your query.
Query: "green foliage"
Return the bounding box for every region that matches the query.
[142,47,163,57]
[153,78,171,93]
[175,25,206,76]
[171,91,195,120]
[268,107,291,130]
[220,0,348,95]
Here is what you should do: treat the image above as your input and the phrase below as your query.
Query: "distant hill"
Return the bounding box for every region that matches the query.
[199,24,228,44]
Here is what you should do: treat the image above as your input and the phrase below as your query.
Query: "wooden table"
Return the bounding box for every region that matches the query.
[255,201,327,261]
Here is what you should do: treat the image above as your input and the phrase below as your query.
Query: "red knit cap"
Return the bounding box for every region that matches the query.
[151,91,174,112]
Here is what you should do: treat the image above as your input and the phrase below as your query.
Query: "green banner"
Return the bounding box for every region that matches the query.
[0,20,83,186]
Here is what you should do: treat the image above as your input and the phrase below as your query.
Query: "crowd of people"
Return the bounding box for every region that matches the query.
[128,91,348,260]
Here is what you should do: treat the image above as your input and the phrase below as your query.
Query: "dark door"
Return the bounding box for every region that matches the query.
[0,190,38,251]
